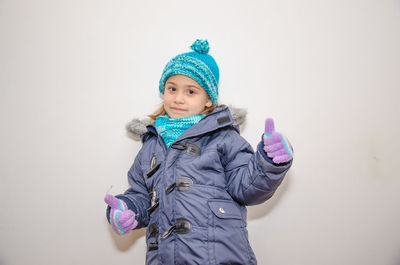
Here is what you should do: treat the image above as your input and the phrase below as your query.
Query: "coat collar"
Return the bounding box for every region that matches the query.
[126,106,247,141]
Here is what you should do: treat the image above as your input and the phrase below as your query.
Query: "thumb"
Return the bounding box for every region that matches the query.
[264,118,275,135]
[104,193,120,210]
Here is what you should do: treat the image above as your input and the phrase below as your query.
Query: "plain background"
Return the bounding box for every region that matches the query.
[1,0,399,264]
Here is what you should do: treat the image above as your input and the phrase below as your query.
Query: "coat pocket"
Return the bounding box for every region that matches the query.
[208,200,242,219]
[208,199,245,228]
[208,200,253,264]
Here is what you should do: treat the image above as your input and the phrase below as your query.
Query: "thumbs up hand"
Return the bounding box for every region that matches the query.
[105,191,138,235]
[263,118,293,164]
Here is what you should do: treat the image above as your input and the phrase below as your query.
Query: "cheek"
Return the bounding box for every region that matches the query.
[195,99,208,108]
[163,94,172,104]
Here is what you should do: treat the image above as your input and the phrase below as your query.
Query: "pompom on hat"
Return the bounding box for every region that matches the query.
[159,39,220,104]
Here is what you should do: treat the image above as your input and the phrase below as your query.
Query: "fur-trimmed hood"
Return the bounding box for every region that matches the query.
[125,106,247,141]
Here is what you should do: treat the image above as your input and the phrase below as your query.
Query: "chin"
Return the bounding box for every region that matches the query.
[172,114,188,119]
[167,110,187,119]
[167,112,184,119]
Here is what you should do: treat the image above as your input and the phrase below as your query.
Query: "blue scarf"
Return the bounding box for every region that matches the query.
[155,114,205,147]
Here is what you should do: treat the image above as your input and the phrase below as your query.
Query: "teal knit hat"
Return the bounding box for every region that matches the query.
[159,39,219,104]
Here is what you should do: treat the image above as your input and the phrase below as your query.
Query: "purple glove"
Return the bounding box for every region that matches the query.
[263,118,293,164]
[104,191,138,235]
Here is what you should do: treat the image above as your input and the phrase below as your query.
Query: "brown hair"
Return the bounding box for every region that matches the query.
[148,103,225,121]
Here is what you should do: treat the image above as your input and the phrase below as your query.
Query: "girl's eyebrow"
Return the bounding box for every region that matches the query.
[165,81,200,90]
[187,85,200,90]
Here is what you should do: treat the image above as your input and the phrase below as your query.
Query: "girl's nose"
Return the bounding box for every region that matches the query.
[174,91,185,104]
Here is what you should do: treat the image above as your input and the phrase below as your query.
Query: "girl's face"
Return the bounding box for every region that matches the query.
[163,74,212,119]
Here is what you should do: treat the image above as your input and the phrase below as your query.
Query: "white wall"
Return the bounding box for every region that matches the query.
[1,0,399,264]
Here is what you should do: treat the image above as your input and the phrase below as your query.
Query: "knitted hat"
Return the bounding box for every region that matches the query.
[159,39,219,104]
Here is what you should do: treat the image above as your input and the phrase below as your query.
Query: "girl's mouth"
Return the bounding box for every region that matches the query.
[171,107,185,111]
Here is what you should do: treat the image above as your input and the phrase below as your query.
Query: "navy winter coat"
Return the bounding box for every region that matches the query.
[112,107,292,265]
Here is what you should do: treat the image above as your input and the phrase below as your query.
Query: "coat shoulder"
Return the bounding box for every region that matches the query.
[125,118,154,141]
[227,105,247,127]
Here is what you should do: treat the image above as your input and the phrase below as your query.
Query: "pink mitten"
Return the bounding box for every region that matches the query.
[104,191,138,235]
[263,118,293,164]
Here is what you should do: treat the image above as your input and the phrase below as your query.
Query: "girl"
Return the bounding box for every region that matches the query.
[105,39,293,265]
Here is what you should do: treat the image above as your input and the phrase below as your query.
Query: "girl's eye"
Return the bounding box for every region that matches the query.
[188,89,195,95]
[168,87,176,92]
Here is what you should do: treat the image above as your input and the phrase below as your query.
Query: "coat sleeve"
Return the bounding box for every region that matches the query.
[115,149,151,229]
[220,128,292,206]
